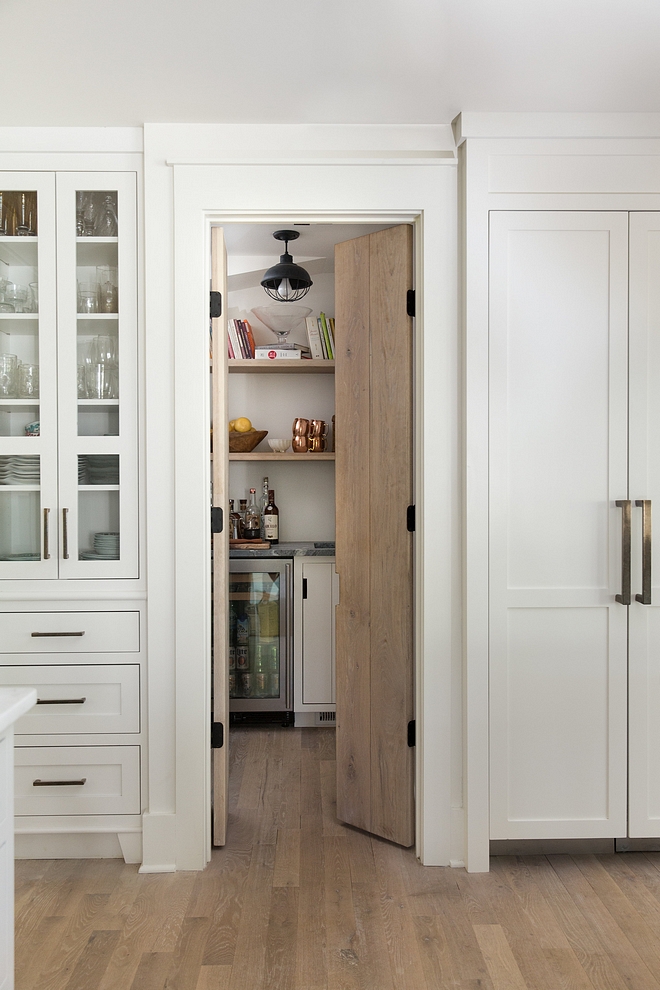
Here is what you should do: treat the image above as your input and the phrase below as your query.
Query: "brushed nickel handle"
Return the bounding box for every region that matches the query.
[43,507,50,559]
[616,499,631,605]
[36,697,86,705]
[636,499,652,605]
[32,778,86,787]
[31,631,85,638]
[62,507,69,559]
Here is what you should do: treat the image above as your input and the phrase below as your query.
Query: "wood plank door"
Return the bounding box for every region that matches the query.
[211,225,229,845]
[334,224,415,847]
[628,212,660,837]
[488,211,629,839]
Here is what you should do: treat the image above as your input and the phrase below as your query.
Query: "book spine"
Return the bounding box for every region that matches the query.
[227,330,235,359]
[317,317,328,359]
[243,320,256,358]
[306,317,325,359]
[236,320,252,359]
[320,312,333,360]
[328,317,336,356]
[254,349,303,360]
[228,320,242,359]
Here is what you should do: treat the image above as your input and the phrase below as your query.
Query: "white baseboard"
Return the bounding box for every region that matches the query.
[15,832,125,859]
[140,811,176,872]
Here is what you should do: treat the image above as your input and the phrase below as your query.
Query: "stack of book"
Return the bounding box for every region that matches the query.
[254,343,311,361]
[227,319,256,359]
[305,313,335,359]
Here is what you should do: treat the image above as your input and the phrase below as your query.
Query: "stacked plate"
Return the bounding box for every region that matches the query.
[78,454,119,486]
[0,455,40,485]
[0,552,40,561]
[80,531,120,561]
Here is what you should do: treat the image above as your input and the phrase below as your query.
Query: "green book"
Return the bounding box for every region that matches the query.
[319,312,334,360]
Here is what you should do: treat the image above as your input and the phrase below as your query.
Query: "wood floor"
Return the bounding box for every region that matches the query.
[15,727,660,990]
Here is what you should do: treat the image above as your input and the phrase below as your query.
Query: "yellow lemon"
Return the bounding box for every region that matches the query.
[233,417,252,433]
[228,419,236,432]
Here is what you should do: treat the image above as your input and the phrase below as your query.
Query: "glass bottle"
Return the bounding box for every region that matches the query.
[229,499,241,539]
[260,476,269,538]
[97,194,118,237]
[238,498,248,537]
[243,489,261,541]
[264,489,279,544]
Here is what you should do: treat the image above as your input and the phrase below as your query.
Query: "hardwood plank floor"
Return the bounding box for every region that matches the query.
[16,727,660,989]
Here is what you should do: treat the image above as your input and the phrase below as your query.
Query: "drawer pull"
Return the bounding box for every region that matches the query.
[31,631,85,638]
[36,697,87,706]
[32,778,87,787]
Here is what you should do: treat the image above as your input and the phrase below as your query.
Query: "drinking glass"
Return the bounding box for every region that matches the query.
[96,266,118,313]
[0,354,18,397]
[4,283,28,313]
[77,364,87,398]
[77,282,99,314]
[28,282,38,313]
[91,335,117,368]
[85,363,113,399]
[17,364,39,398]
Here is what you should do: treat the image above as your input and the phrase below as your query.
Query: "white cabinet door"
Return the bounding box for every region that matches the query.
[294,557,336,711]
[628,213,660,836]
[489,211,629,839]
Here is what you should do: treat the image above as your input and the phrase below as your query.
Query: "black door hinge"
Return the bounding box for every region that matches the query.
[211,721,224,749]
[406,289,415,318]
[211,507,223,534]
[302,577,308,600]
[407,505,415,532]
[407,719,416,747]
[210,291,222,319]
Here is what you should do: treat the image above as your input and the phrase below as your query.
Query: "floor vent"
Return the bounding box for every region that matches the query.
[316,711,336,724]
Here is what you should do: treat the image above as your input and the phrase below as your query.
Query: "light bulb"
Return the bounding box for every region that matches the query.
[277,278,292,299]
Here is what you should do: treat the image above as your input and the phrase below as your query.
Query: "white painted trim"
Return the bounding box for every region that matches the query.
[140,812,176,873]
[454,113,660,142]
[166,157,455,166]
[146,145,459,870]
[0,127,143,153]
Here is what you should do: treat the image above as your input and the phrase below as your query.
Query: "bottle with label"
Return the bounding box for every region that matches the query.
[264,489,279,544]
[243,488,261,541]
[260,476,269,538]
[238,498,248,538]
[229,499,241,539]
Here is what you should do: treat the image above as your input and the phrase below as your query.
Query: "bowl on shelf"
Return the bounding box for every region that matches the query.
[228,429,268,453]
[268,438,290,453]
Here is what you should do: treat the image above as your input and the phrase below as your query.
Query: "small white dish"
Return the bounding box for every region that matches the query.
[268,439,290,453]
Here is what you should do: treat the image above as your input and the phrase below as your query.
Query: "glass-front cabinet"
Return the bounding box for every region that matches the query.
[0,172,137,579]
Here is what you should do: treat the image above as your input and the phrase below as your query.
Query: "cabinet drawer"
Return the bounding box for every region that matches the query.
[0,612,140,654]
[15,746,140,816]
[0,666,139,735]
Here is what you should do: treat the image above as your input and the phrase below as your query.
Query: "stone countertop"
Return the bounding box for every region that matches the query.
[229,541,335,558]
[0,687,37,734]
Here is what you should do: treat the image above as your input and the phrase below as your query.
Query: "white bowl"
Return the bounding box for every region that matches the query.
[268,439,290,453]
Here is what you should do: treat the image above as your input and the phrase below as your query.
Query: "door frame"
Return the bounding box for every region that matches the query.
[145,152,458,870]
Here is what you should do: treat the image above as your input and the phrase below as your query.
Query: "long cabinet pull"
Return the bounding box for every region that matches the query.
[35,697,86,706]
[616,499,632,605]
[62,507,69,559]
[636,499,652,605]
[43,507,50,560]
[31,631,85,638]
[32,778,87,787]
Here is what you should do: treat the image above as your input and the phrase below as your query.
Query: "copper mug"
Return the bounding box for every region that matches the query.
[292,418,309,453]
[308,419,327,452]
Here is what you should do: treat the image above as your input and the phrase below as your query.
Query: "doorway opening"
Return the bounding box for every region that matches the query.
[210,218,418,852]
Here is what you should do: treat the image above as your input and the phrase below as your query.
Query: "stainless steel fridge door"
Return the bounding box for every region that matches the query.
[228,557,292,712]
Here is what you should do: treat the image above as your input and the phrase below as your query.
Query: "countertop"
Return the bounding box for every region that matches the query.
[0,687,37,734]
[229,541,335,558]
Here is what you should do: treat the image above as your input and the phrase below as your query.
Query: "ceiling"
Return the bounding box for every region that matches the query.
[1,0,659,126]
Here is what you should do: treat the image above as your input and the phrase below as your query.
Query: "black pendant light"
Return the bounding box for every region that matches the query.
[261,230,313,302]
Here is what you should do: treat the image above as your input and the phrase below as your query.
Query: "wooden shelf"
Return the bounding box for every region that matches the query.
[228,359,334,375]
[229,452,335,461]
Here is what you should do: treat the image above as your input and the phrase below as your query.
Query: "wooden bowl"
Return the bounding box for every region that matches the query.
[228,430,268,453]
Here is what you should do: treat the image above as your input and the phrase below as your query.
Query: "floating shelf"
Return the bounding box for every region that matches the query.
[228,359,335,375]
[78,399,119,406]
[229,452,335,461]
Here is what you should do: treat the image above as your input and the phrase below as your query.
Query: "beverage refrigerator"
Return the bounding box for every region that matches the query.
[228,557,294,725]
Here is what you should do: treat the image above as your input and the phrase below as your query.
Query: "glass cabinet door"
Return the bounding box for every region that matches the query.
[56,173,138,578]
[0,174,58,578]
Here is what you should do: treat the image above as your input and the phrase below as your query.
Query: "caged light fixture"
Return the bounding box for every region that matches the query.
[260,230,313,302]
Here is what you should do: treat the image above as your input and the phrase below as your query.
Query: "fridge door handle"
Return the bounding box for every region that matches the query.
[635,499,652,605]
[615,499,631,605]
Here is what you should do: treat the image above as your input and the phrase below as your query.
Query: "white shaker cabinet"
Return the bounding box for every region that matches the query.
[0,171,138,580]
[489,210,645,840]
[293,557,337,717]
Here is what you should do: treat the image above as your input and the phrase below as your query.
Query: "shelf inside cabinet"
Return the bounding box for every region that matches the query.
[229,452,335,461]
[228,359,335,375]
[0,238,38,267]
[78,399,119,407]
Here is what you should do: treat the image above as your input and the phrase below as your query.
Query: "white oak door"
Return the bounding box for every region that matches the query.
[489,211,629,839]
[211,225,229,846]
[628,212,660,837]
[335,225,415,847]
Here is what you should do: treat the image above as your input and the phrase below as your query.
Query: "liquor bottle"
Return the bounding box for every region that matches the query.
[229,499,241,539]
[238,498,247,537]
[264,489,279,544]
[243,489,261,541]
[260,476,269,538]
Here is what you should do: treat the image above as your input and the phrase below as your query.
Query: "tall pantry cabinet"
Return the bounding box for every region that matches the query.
[0,166,144,860]
[459,120,660,858]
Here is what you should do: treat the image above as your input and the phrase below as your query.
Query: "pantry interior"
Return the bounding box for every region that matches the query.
[211,219,414,846]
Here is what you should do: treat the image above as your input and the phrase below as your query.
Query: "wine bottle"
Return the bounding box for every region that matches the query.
[238,498,248,538]
[260,476,269,538]
[243,489,261,541]
[264,489,279,544]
